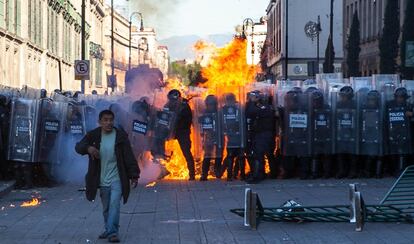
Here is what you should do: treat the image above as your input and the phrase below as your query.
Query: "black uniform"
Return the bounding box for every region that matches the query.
[173,99,196,180]
[247,101,277,183]
[0,97,10,180]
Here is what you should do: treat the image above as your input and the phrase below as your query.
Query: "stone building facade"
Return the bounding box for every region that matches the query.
[343,0,409,76]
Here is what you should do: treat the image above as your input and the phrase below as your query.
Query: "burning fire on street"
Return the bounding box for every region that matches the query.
[20,198,41,207]
[156,38,260,180]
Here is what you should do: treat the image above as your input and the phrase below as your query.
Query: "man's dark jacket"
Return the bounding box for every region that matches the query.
[75,127,140,204]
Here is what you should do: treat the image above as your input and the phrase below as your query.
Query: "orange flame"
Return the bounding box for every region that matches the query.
[20,198,40,207]
[158,38,260,180]
[145,182,157,187]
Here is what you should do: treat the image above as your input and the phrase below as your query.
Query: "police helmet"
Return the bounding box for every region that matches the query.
[167,89,181,101]
[0,95,7,106]
[394,87,410,98]
[367,90,380,99]
[339,86,354,98]
[40,89,47,99]
[291,87,303,94]
[205,95,218,106]
[305,86,318,94]
[312,90,324,101]
[91,90,98,95]
[225,93,236,104]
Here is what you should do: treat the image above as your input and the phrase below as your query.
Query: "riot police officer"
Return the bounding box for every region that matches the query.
[221,93,245,181]
[199,95,223,181]
[335,86,358,179]
[385,87,413,176]
[280,89,311,179]
[168,89,196,181]
[310,90,333,178]
[359,90,383,178]
[246,90,277,183]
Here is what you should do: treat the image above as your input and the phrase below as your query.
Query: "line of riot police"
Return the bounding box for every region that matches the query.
[0,87,96,189]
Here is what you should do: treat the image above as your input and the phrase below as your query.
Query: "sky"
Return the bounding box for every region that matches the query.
[112,0,270,39]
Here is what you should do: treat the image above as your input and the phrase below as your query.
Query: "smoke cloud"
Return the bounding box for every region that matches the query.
[127,0,188,38]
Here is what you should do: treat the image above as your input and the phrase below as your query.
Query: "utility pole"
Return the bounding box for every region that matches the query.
[317,15,321,74]
[285,0,288,80]
[81,0,85,93]
[328,0,334,72]
[111,0,115,92]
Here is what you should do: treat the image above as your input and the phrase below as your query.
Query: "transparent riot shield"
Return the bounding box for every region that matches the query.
[275,80,302,107]
[150,89,178,159]
[357,90,384,156]
[127,98,152,160]
[219,87,245,149]
[373,74,400,102]
[385,94,412,155]
[7,98,38,162]
[281,92,311,156]
[84,105,98,132]
[36,99,66,164]
[193,96,222,161]
[350,77,373,94]
[316,73,344,95]
[309,90,333,155]
[332,90,358,154]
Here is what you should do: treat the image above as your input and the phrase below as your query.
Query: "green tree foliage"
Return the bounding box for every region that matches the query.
[346,11,361,77]
[379,0,400,74]
[169,61,205,86]
[323,36,335,73]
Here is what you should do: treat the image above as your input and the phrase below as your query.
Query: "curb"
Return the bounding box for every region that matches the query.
[0,181,16,198]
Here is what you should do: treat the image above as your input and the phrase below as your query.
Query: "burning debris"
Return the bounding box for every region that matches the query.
[20,198,41,207]
[145,182,157,188]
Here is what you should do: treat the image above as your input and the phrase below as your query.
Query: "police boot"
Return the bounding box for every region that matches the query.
[322,158,331,178]
[214,158,222,179]
[22,164,34,189]
[233,159,240,180]
[310,159,319,179]
[14,164,24,189]
[238,158,246,181]
[335,158,346,179]
[348,160,358,179]
[375,159,383,179]
[200,158,210,181]
[396,156,406,177]
[226,159,233,181]
[362,157,372,178]
[246,160,261,184]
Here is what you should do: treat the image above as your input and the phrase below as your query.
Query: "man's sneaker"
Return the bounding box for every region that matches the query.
[108,235,120,243]
[98,231,108,239]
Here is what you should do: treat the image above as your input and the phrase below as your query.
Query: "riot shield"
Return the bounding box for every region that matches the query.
[281,92,311,156]
[350,77,373,93]
[316,73,344,95]
[357,90,384,156]
[193,96,222,161]
[332,89,358,154]
[150,89,178,158]
[127,98,152,160]
[84,105,98,132]
[373,74,400,101]
[36,99,66,164]
[219,87,245,149]
[385,98,412,155]
[309,90,333,155]
[7,98,38,162]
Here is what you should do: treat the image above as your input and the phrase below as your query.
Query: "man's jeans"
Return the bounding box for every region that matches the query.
[100,180,122,237]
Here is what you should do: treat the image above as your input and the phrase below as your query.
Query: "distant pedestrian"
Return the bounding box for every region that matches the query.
[75,110,139,243]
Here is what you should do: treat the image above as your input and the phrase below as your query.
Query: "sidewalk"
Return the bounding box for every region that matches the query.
[0,178,413,244]
[0,180,15,198]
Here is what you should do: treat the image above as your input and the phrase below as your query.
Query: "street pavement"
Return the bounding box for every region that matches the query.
[0,177,413,244]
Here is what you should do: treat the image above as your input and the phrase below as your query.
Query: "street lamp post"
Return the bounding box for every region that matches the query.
[129,12,144,70]
[81,0,85,93]
[243,18,254,65]
[111,0,115,92]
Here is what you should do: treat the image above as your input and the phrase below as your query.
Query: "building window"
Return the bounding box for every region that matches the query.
[373,1,377,37]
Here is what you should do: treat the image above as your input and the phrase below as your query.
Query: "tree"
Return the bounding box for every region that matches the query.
[400,0,414,79]
[379,0,400,74]
[323,36,335,73]
[346,11,361,77]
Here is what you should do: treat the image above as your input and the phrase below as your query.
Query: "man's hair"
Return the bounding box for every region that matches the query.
[99,109,115,120]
